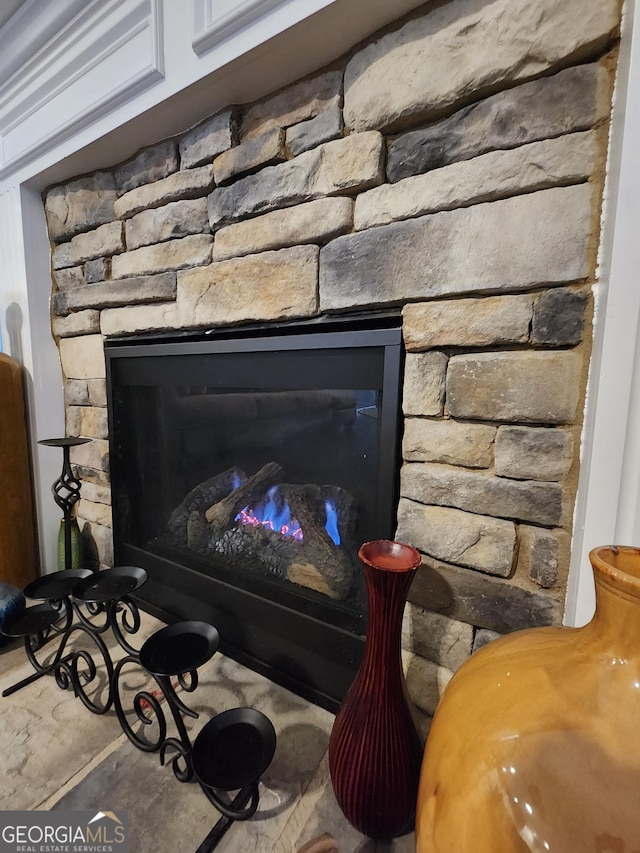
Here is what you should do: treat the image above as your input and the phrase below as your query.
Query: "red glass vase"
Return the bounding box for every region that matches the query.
[328,539,423,839]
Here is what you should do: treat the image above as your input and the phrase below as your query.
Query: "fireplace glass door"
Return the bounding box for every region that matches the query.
[106,320,403,707]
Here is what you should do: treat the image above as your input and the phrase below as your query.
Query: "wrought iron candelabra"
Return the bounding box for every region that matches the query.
[1,566,276,852]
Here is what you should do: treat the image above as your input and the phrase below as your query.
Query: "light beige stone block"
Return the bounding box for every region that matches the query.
[495,426,574,481]
[111,234,212,279]
[45,171,117,242]
[176,245,318,327]
[214,128,285,184]
[70,438,109,473]
[403,650,453,716]
[65,406,81,436]
[52,310,101,338]
[73,467,110,488]
[66,406,109,438]
[81,481,111,505]
[402,605,473,670]
[355,131,597,229]
[208,132,383,229]
[403,295,533,351]
[447,351,583,424]
[212,197,354,261]
[403,352,448,417]
[77,498,112,528]
[54,266,85,291]
[87,380,107,407]
[401,461,564,526]
[396,496,517,577]
[64,379,89,406]
[242,71,342,140]
[101,303,179,337]
[344,0,619,131]
[125,198,209,249]
[59,335,105,380]
[114,165,215,219]
[403,418,496,468]
[80,519,113,565]
[67,405,108,439]
[53,222,124,270]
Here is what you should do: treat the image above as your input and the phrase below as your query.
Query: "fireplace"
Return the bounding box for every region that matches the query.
[106,315,403,709]
[32,0,620,724]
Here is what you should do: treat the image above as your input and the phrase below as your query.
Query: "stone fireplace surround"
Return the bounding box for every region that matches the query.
[45,0,620,713]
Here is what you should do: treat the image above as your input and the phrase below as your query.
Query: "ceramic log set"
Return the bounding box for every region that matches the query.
[416,545,640,852]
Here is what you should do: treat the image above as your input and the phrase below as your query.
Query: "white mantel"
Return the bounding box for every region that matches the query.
[1,0,639,628]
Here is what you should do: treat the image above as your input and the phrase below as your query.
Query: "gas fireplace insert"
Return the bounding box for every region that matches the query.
[106,316,403,709]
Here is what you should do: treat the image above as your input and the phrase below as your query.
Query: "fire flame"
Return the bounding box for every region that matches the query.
[233,481,341,545]
[236,485,304,541]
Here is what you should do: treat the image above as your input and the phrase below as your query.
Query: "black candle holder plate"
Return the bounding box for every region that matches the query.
[1,604,60,637]
[140,621,220,677]
[73,566,147,603]
[38,437,91,448]
[192,708,276,792]
[24,569,93,602]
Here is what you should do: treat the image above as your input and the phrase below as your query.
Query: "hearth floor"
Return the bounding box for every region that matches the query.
[0,609,422,852]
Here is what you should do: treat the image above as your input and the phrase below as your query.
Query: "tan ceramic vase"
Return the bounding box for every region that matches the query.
[416,545,640,853]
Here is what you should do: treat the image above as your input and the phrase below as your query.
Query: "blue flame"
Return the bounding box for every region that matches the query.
[324,500,341,545]
[235,485,303,541]
[232,478,341,546]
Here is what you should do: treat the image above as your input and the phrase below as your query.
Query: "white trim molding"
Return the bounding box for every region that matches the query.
[565,0,640,625]
[192,0,290,55]
[0,0,164,179]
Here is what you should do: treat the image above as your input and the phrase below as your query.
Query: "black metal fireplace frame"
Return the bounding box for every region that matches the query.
[105,315,403,711]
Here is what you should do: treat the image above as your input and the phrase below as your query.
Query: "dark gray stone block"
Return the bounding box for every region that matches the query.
[387,64,604,183]
[286,101,343,156]
[115,141,179,194]
[320,186,591,311]
[53,272,177,316]
[84,257,110,284]
[532,287,588,346]
[408,558,563,634]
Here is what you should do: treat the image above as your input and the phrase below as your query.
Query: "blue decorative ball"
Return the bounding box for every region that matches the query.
[0,582,25,643]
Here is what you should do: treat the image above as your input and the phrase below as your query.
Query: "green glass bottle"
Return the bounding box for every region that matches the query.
[57,517,83,571]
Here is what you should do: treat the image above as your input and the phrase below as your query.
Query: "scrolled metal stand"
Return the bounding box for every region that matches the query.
[38,437,91,572]
[1,570,137,715]
[111,659,201,782]
[1,567,277,852]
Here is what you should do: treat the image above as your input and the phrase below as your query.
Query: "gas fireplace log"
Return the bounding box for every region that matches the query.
[284,487,353,600]
[168,466,246,538]
[186,510,209,551]
[205,461,283,528]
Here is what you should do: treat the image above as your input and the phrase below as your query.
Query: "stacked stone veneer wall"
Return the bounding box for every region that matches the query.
[45,0,621,714]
